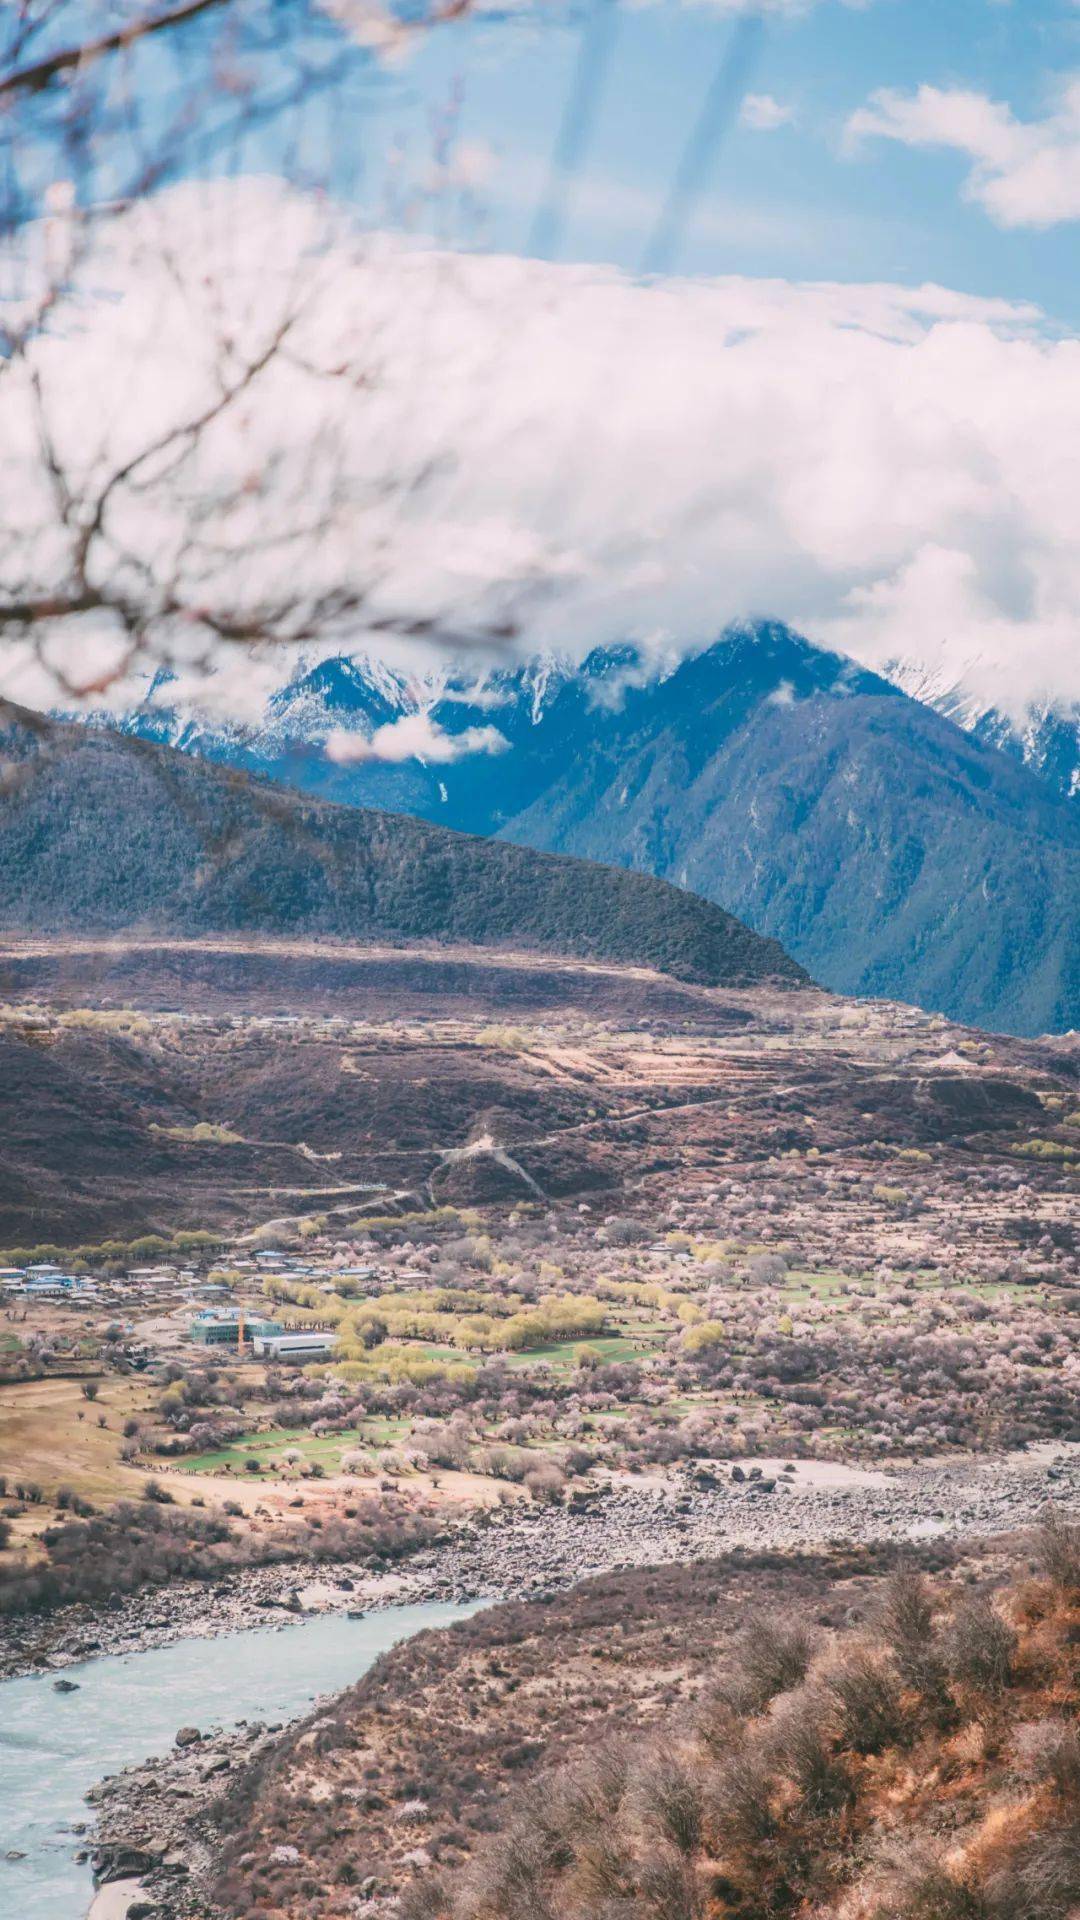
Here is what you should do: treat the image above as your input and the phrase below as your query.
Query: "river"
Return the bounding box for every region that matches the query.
[0,1600,476,1920]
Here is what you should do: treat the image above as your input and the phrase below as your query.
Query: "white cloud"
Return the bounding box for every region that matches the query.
[740,93,795,132]
[845,77,1080,229]
[767,679,797,705]
[1,175,1079,730]
[438,683,513,710]
[326,712,509,764]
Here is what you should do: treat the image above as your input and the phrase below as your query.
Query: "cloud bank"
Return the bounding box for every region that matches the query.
[1,177,1079,726]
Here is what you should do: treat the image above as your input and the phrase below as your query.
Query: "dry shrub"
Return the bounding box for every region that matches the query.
[824,1646,905,1755]
[869,1857,986,1919]
[693,1674,744,1759]
[522,1773,580,1867]
[946,1594,1018,1696]
[457,1822,560,1920]
[986,1817,1080,1920]
[632,1743,704,1856]
[767,1687,853,1816]
[399,1876,453,1920]
[489,1748,636,1916]
[637,1844,702,1920]
[878,1568,957,1728]
[726,1613,816,1715]
[524,1461,566,1504]
[567,1828,633,1908]
[558,1743,631,1837]
[705,1743,778,1855]
[1026,1721,1080,1801]
[1034,1508,1080,1593]
[881,1567,935,1648]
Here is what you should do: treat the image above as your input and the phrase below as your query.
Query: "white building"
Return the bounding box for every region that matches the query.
[251,1331,338,1363]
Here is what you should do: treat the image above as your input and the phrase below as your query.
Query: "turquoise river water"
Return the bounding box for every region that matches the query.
[0,1600,476,1919]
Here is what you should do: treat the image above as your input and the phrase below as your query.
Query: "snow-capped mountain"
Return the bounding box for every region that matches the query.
[969,703,1080,805]
[885,658,1080,806]
[93,625,1080,1036]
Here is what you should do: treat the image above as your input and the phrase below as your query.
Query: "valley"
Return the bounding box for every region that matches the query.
[0,938,1076,1614]
[0,848,1075,1920]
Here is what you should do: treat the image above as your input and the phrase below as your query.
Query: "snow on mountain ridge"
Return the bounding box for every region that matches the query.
[882,655,1080,804]
[100,633,1080,808]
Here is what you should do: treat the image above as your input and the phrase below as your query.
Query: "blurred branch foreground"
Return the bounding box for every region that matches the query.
[0,0,516,710]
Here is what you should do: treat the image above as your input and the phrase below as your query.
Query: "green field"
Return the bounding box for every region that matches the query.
[503,1331,663,1373]
[182,1417,413,1476]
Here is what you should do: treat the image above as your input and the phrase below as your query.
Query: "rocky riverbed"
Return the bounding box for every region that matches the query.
[87,1721,278,1920]
[3,1443,1078,1685]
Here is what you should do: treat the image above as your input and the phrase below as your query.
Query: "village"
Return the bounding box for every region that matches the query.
[0,947,1076,1634]
[2,1146,1077,1560]
[1,1245,353,1363]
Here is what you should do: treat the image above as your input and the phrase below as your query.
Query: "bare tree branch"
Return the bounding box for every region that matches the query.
[0,0,230,102]
[0,0,547,705]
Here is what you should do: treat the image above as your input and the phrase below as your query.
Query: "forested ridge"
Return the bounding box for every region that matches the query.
[0,708,806,989]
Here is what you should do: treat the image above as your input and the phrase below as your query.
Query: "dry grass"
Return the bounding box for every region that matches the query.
[0,1374,151,1505]
[373,1533,1080,1920]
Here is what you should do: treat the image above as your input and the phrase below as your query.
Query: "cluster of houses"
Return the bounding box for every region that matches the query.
[230,1249,380,1292]
[1,1262,104,1302]
[1,1259,211,1309]
[5,1241,380,1370]
[182,1251,363,1362]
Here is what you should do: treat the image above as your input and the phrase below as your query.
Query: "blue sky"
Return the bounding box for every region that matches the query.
[340,0,1080,323]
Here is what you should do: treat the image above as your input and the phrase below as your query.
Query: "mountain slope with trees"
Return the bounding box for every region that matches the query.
[0,707,804,991]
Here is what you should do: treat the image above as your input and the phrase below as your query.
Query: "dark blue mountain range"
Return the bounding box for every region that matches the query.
[109,624,1080,1035]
